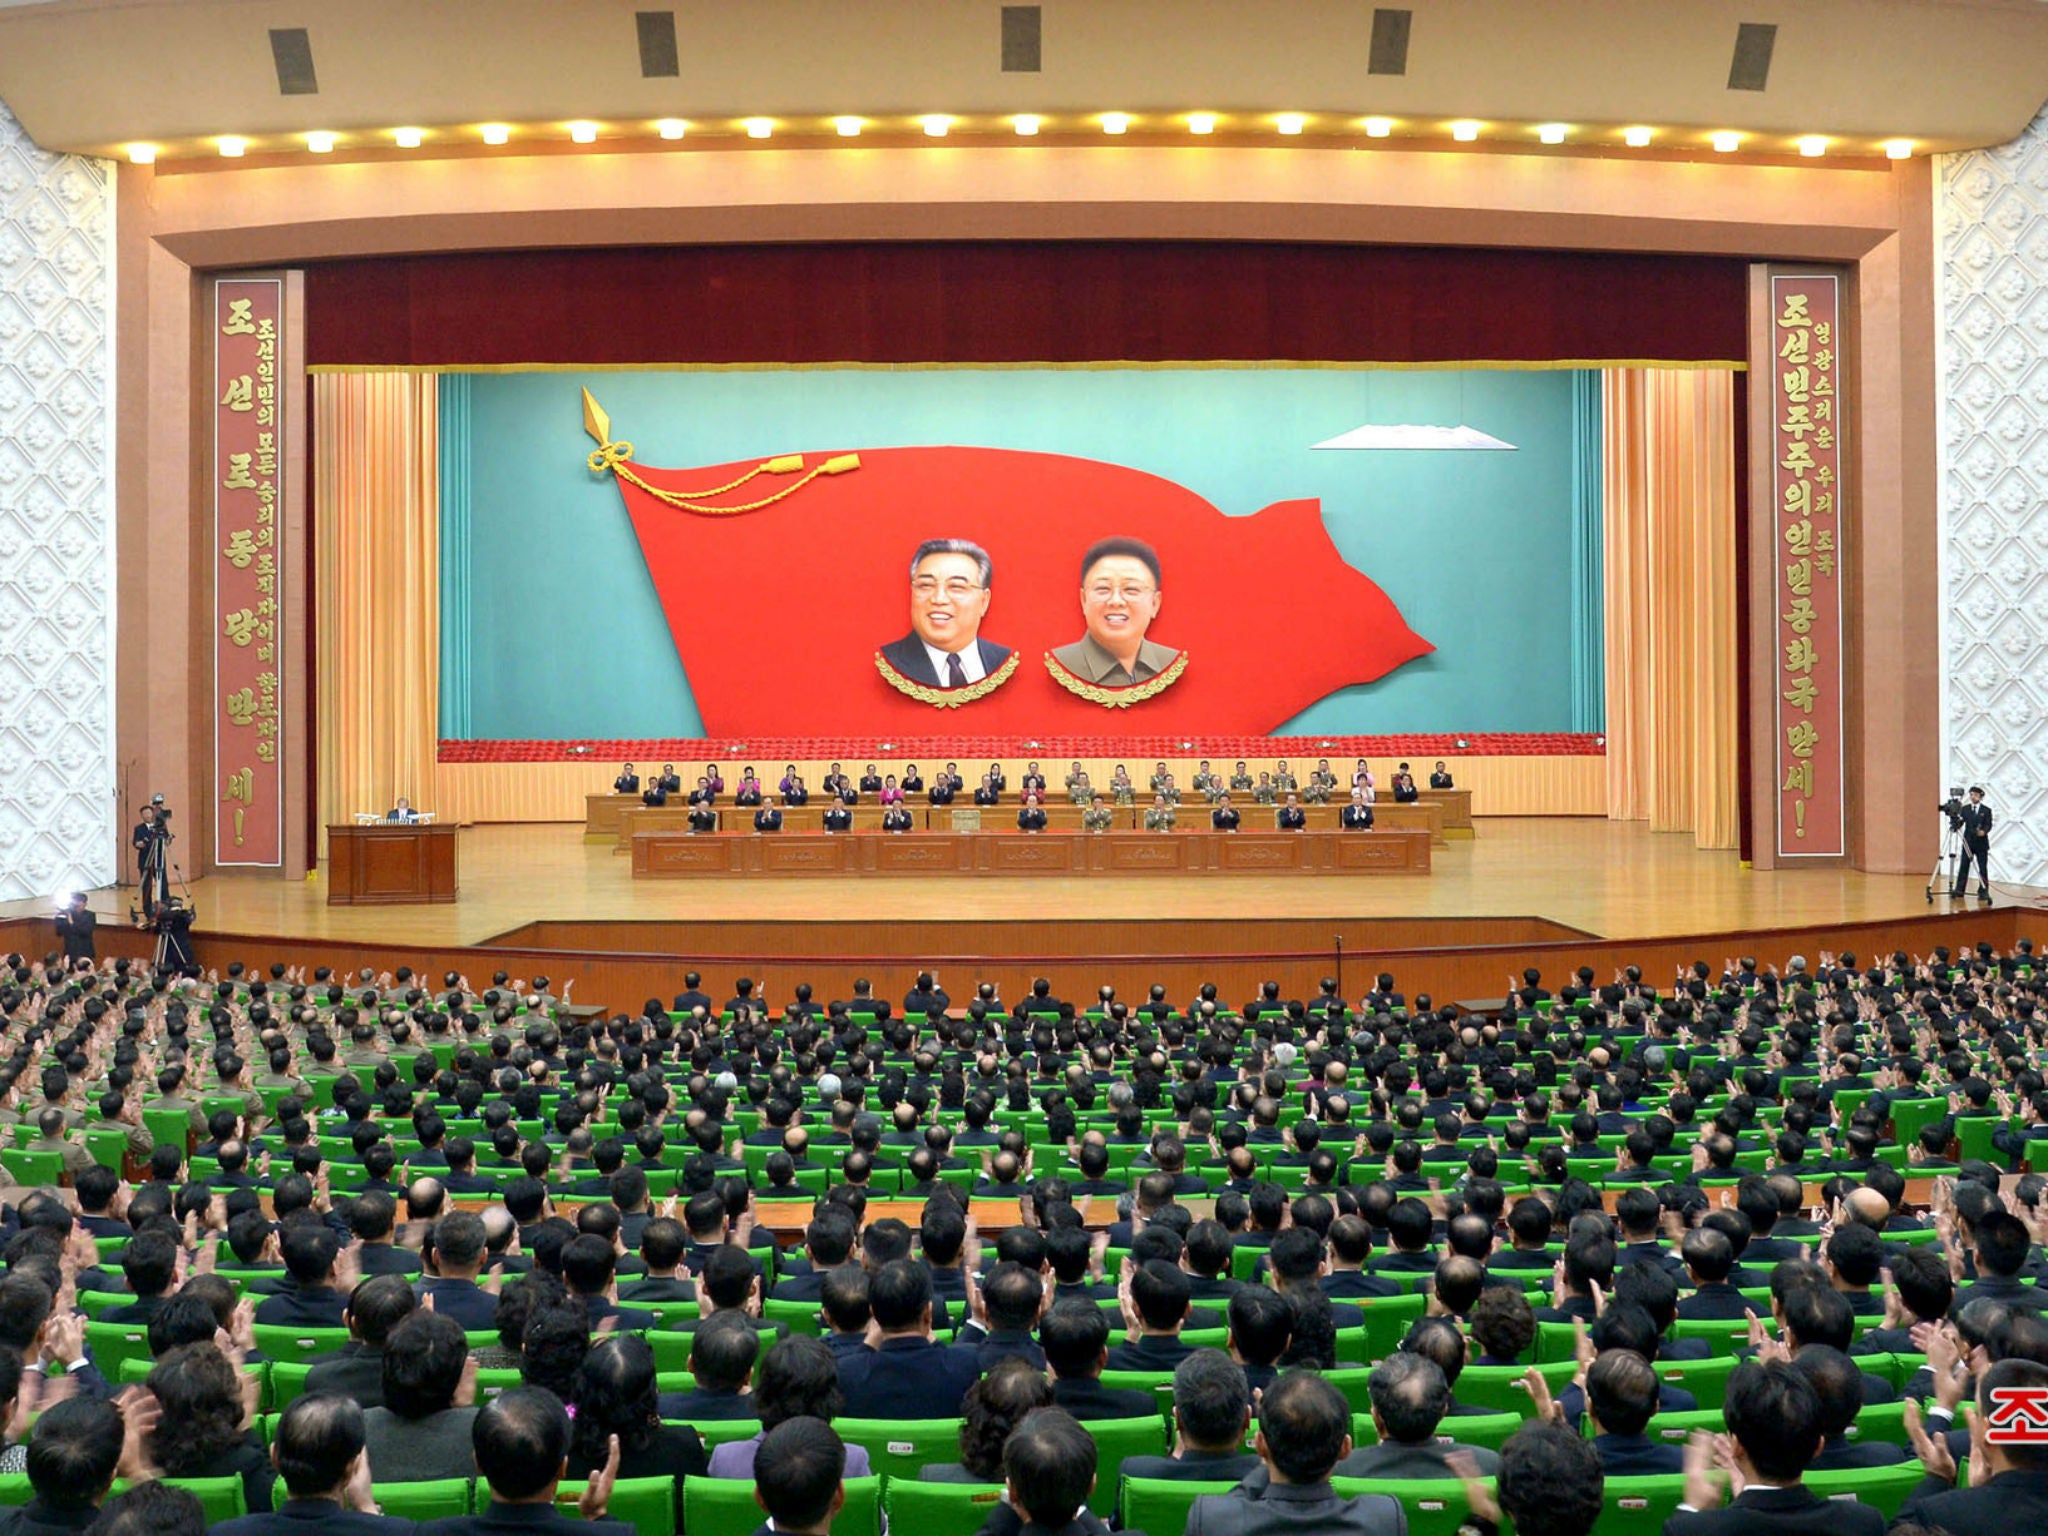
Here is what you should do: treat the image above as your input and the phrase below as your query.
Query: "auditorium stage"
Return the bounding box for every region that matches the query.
[119,818,1962,941]
[8,819,2035,1017]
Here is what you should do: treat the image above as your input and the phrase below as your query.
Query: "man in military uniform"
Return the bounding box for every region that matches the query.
[1148,762,1173,796]
[1253,773,1278,806]
[1304,760,1337,803]
[25,1107,94,1180]
[1144,796,1177,832]
[1340,789,1377,830]
[1229,762,1255,795]
[1192,760,1220,801]
[1082,795,1115,833]
[688,803,718,833]
[1065,764,1093,806]
[1276,792,1308,831]
[1273,760,1298,794]
[1153,772,1181,806]
[1212,795,1242,832]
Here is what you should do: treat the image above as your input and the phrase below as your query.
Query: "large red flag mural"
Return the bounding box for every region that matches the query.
[585,391,1433,738]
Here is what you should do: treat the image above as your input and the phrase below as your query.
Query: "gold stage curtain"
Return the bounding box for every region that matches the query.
[314,373,439,850]
[1602,369,1739,849]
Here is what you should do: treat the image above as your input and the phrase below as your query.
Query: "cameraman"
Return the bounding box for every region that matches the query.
[54,893,95,963]
[132,800,170,917]
[1950,785,1994,902]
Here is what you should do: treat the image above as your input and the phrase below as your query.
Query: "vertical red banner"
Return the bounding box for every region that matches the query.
[214,278,284,867]
[1770,275,1845,857]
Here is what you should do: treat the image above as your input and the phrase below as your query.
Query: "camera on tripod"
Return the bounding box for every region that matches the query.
[1938,785,1968,828]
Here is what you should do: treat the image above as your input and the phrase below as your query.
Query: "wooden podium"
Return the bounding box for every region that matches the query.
[326,823,459,905]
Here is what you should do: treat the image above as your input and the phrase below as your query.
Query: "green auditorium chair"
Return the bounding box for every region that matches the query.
[1120,1476,1239,1536]
[1803,1461,1926,1517]
[1454,1360,1577,1416]
[1653,1354,1737,1410]
[1330,1477,1490,1536]
[1077,1414,1171,1513]
[556,1477,676,1536]
[1582,1473,1687,1536]
[881,1478,1005,1536]
[157,1477,249,1523]
[830,1419,968,1482]
[684,1474,880,1536]
[251,1324,353,1363]
[374,1480,474,1520]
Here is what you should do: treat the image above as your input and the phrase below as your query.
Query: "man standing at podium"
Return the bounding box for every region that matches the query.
[386,799,420,823]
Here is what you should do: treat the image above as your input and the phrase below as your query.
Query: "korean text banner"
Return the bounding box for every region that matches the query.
[214,278,284,867]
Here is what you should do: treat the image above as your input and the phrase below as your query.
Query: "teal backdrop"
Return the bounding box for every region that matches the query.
[439,367,1603,740]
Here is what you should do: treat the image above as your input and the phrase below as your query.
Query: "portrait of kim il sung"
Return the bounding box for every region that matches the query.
[877,538,1014,692]
[1049,536,1182,690]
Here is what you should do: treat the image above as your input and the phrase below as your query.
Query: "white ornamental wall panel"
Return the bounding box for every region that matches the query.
[0,95,114,903]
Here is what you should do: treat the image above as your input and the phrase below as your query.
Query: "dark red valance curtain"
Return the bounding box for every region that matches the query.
[305,242,1748,368]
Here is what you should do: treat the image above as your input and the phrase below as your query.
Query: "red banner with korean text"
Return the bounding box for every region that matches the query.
[213,278,284,867]
[1771,276,1845,857]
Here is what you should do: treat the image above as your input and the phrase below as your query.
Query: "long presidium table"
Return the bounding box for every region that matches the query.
[593,795,1460,847]
[630,828,1431,878]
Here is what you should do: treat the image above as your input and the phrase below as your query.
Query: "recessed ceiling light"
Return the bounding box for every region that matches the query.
[480,124,511,145]
[1276,113,1307,135]
[743,118,774,139]
[1362,117,1394,138]
[217,136,248,158]
[1188,112,1217,135]
[1797,135,1827,157]
[1884,138,1913,160]
[1623,126,1653,147]
[1536,124,1568,145]
[656,119,686,140]
[833,116,863,137]
[1450,120,1481,142]
[127,144,156,165]
[921,114,952,137]
[393,127,424,148]
[1710,131,1742,153]
[1013,114,1041,136]
[1101,112,1131,135]
[305,131,336,153]
[568,122,599,144]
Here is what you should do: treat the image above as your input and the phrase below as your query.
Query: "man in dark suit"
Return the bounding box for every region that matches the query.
[415,1389,632,1536]
[1105,1261,1201,1372]
[213,1394,424,1536]
[54,894,95,962]
[1017,800,1048,832]
[612,764,640,794]
[1896,1358,2048,1532]
[1340,791,1376,830]
[1185,1372,1405,1536]
[1334,1353,1501,1479]
[253,1225,350,1327]
[1674,1230,1751,1320]
[1659,1360,1884,1536]
[1042,1300,1159,1422]
[657,1314,762,1420]
[1951,786,1994,900]
[1211,796,1241,832]
[834,1260,981,1420]
[671,974,712,1015]
[822,803,853,832]
[1275,793,1307,831]
[0,1396,124,1536]
[753,805,784,833]
[1118,1350,1262,1484]
[1584,1350,1684,1475]
[303,1273,416,1410]
[877,539,1013,695]
[415,1211,501,1332]
[688,804,718,833]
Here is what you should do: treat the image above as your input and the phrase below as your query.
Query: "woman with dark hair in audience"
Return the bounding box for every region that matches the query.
[1471,1285,1539,1367]
[473,1269,558,1370]
[706,1336,873,1479]
[566,1334,708,1494]
[1277,1285,1339,1370]
[519,1296,592,1400]
[146,1343,277,1512]
[919,1356,1053,1484]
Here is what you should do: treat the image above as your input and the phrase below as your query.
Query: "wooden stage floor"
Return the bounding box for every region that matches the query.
[36,818,1977,948]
